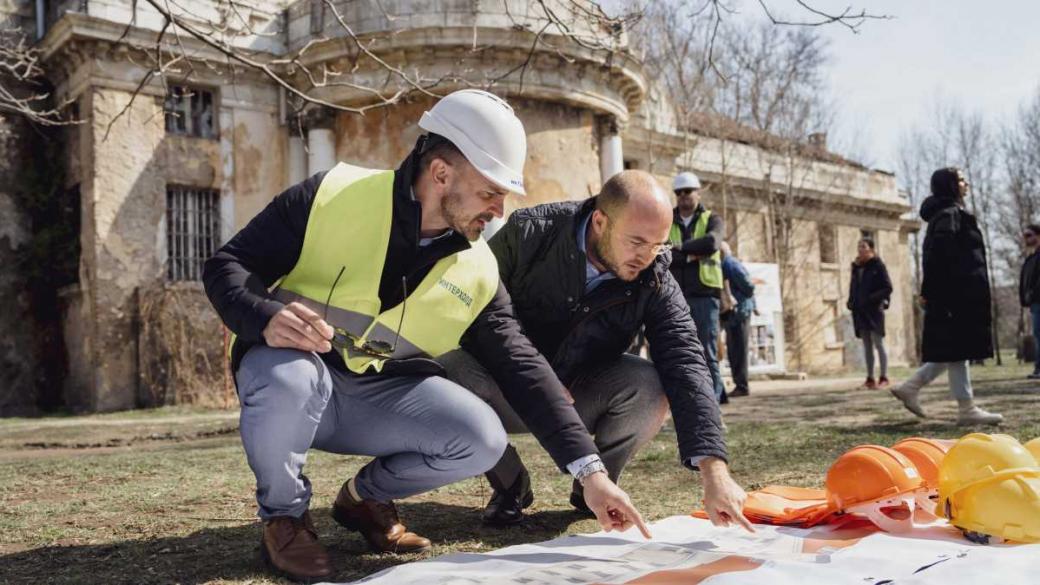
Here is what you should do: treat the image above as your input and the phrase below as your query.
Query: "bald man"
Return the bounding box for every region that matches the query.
[440,170,750,531]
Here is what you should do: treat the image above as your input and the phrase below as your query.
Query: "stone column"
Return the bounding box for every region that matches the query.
[287,132,307,186]
[306,111,337,176]
[599,116,624,184]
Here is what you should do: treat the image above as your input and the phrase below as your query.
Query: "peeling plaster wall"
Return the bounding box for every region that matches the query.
[73,87,166,411]
[230,108,285,229]
[332,96,601,216]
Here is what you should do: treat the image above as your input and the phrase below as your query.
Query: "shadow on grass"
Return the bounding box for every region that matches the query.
[0,502,589,584]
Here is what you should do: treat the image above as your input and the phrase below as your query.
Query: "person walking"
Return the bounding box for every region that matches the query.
[889,167,1003,426]
[719,242,756,398]
[1020,223,1040,379]
[847,237,893,389]
[668,171,727,403]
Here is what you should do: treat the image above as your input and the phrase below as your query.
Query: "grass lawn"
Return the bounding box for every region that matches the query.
[2,359,1038,584]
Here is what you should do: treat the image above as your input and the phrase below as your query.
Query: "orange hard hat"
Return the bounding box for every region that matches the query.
[892,437,955,488]
[826,445,925,510]
[892,437,956,518]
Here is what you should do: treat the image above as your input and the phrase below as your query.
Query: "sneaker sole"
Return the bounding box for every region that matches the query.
[957,418,1004,426]
[330,505,432,554]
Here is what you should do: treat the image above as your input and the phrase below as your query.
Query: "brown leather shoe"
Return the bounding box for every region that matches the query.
[331,480,432,553]
[260,511,333,583]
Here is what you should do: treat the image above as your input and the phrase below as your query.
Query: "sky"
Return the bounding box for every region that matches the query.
[814,0,1040,173]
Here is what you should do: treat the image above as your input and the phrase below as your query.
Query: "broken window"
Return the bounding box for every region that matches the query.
[166,187,221,281]
[164,86,217,139]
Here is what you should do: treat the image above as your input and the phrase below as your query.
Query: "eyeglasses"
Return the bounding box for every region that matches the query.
[626,238,671,256]
[323,266,407,359]
[602,212,670,256]
[674,188,697,197]
[1025,232,1038,240]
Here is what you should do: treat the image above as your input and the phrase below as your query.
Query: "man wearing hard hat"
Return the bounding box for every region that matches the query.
[669,171,727,403]
[203,90,648,582]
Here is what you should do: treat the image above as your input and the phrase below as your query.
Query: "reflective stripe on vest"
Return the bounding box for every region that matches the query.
[230,162,500,373]
[669,210,723,289]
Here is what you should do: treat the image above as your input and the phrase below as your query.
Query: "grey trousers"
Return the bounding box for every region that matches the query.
[900,361,973,401]
[438,350,669,489]
[236,346,507,520]
[861,330,889,378]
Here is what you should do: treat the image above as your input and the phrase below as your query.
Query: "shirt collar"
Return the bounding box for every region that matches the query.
[411,187,455,247]
[576,211,616,291]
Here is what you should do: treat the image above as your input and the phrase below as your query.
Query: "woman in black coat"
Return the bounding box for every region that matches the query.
[889,167,1003,425]
[847,238,892,388]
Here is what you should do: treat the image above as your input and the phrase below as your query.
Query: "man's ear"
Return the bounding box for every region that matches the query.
[429,157,453,189]
[591,208,609,233]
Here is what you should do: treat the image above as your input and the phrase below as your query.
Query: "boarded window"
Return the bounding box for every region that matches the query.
[823,300,841,346]
[166,187,221,281]
[818,224,837,264]
[164,86,217,139]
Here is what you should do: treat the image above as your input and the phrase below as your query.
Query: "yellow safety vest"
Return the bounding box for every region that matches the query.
[669,210,723,289]
[232,162,499,374]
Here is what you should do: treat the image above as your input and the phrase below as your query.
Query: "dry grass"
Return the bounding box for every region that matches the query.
[2,360,1038,584]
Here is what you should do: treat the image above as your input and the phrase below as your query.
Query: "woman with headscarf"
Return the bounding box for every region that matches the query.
[889,167,1003,425]
[847,237,892,389]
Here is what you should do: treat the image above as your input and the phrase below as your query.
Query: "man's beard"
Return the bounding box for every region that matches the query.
[442,190,492,242]
[592,227,640,282]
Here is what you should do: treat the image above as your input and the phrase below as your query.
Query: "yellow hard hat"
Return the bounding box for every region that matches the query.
[938,433,1040,544]
[938,433,1037,505]
[1025,438,1040,465]
[943,472,1040,544]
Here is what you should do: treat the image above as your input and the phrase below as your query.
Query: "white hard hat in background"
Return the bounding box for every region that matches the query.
[673,171,702,191]
[419,90,528,196]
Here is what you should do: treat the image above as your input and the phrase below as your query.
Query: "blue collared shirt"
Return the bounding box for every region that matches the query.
[576,212,617,293]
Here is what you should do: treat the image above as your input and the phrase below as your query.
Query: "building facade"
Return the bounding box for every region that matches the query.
[0,0,916,413]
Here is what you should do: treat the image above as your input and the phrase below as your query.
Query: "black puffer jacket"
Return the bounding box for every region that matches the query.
[919,195,993,362]
[847,256,892,338]
[1020,250,1040,307]
[478,198,727,466]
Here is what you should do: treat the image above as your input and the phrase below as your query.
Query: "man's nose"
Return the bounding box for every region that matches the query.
[490,195,505,218]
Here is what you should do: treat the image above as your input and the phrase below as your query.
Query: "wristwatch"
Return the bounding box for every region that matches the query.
[575,459,608,486]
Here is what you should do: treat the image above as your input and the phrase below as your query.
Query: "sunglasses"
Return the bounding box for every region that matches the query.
[323,266,407,359]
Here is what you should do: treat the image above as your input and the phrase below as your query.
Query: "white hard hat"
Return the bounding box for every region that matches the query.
[419,90,527,196]
[673,171,701,191]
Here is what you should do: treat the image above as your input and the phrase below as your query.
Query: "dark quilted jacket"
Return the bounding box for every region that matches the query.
[472,198,728,466]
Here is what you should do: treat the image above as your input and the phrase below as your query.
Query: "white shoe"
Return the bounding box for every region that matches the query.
[890,385,926,418]
[957,406,1003,426]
